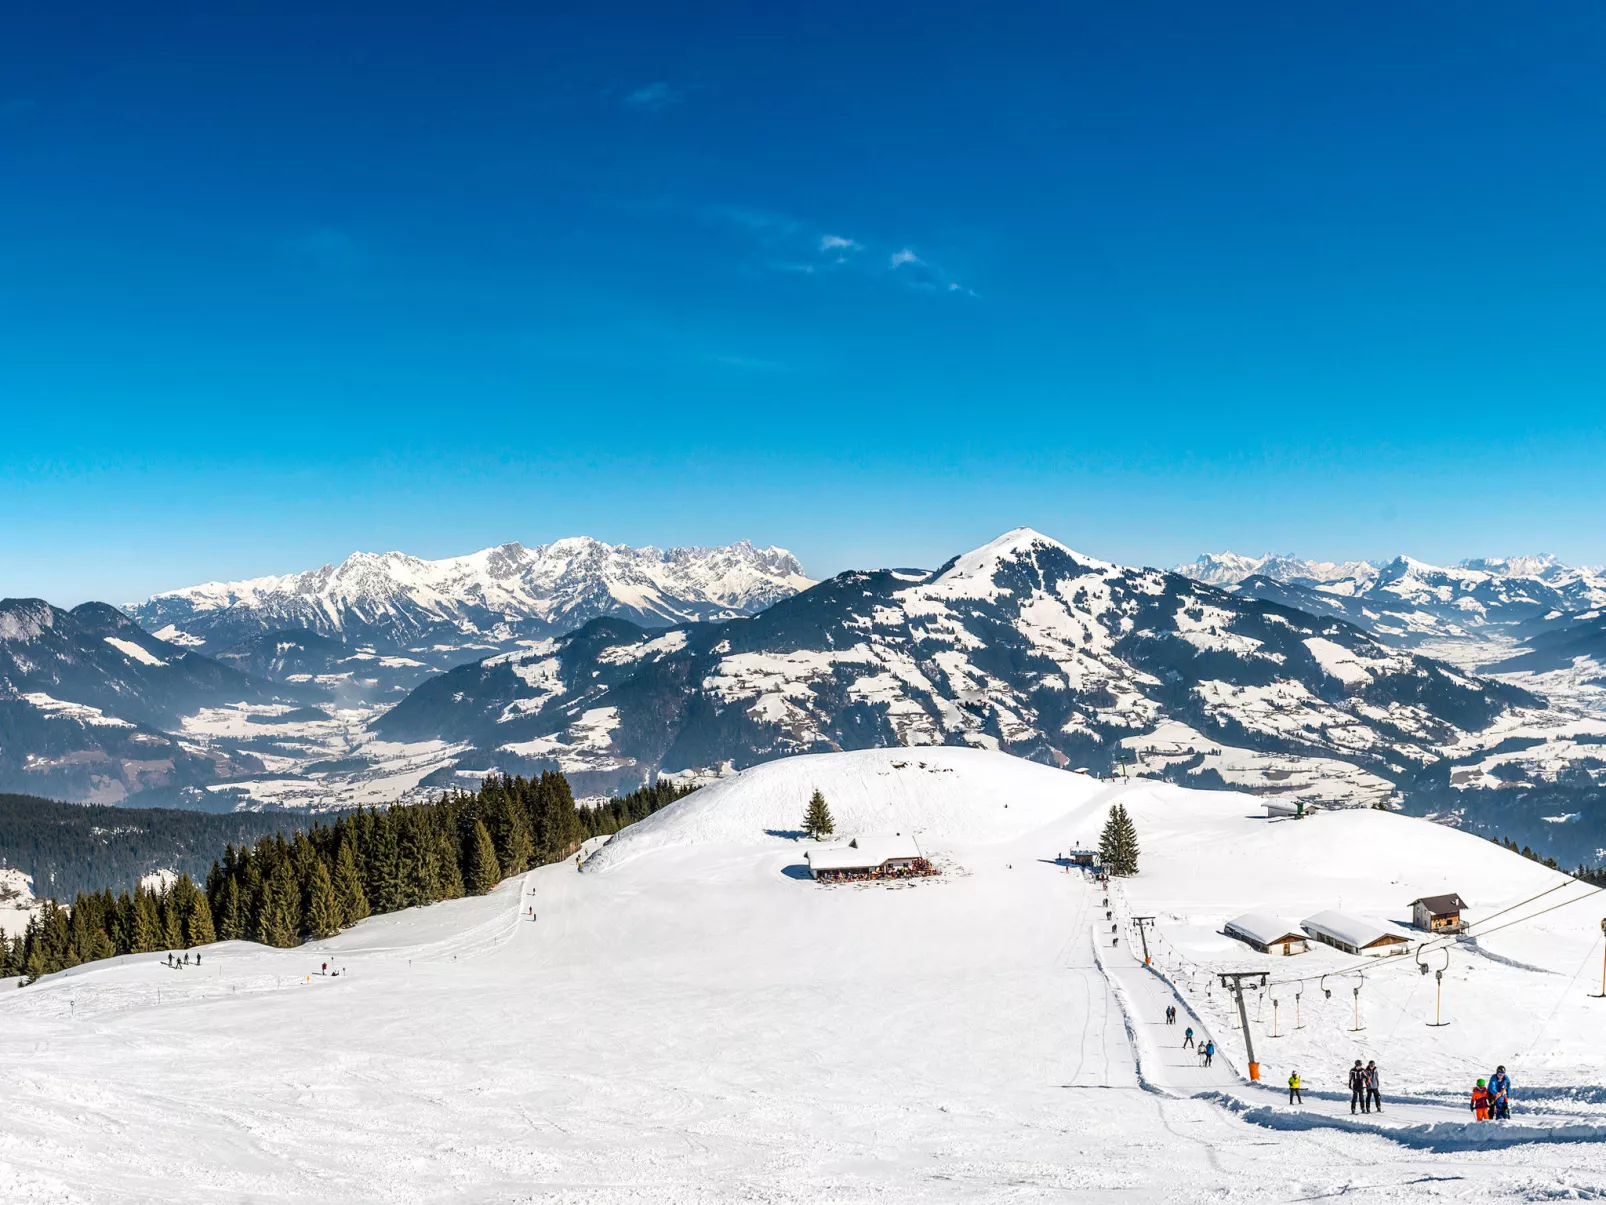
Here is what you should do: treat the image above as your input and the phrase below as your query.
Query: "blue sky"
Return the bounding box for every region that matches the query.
[3,2,1605,603]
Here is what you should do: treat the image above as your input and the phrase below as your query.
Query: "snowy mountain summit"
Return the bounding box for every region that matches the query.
[377,526,1531,806]
[131,537,814,654]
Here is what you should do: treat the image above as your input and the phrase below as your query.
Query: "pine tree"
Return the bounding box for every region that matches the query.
[185,888,217,947]
[304,859,340,939]
[332,839,369,927]
[131,887,162,953]
[158,888,185,950]
[254,860,300,948]
[215,876,245,940]
[467,819,500,895]
[802,789,835,840]
[1098,803,1140,877]
[434,829,464,900]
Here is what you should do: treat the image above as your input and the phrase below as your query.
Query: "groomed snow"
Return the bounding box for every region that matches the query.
[4,749,1605,1202]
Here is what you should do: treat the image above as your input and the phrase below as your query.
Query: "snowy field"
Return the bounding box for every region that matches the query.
[5,748,1606,1202]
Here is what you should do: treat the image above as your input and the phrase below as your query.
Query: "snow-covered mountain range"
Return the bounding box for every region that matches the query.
[0,598,281,802]
[374,528,1535,812]
[1178,550,1606,657]
[129,538,815,703]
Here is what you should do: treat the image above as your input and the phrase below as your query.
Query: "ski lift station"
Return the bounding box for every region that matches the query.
[1300,910,1411,956]
[805,834,924,881]
[1410,892,1467,933]
[1223,911,1310,956]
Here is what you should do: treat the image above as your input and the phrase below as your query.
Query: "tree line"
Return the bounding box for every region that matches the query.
[3,773,696,984]
[0,792,320,899]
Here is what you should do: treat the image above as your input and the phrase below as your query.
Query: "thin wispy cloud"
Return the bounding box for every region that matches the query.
[889,246,974,295]
[703,207,974,295]
[622,82,682,112]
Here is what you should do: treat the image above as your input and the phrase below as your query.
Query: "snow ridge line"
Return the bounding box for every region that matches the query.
[1090,929,1170,1098]
[1197,1090,1606,1152]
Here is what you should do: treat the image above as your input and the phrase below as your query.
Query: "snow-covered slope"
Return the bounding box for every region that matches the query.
[5,750,1604,1201]
[377,527,1532,811]
[132,537,813,656]
[588,746,1107,869]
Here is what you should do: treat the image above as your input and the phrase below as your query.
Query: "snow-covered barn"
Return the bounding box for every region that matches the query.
[805,835,926,881]
[1300,910,1411,956]
[1223,912,1309,956]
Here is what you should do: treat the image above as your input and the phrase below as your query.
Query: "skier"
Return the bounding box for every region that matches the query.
[321,962,328,976]
[1488,1066,1511,1120]
[1202,1040,1215,1068]
[1365,1061,1382,1113]
[1471,1079,1491,1120]
[1287,1070,1302,1105]
[1182,1026,1195,1049]
[1348,1060,1367,1114]
[195,953,201,966]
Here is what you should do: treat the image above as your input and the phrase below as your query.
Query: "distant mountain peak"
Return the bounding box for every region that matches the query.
[131,537,816,658]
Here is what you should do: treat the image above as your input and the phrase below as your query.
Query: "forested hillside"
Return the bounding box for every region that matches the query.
[0,794,319,899]
[3,774,694,983]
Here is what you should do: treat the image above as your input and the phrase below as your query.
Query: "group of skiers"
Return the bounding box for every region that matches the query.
[1347,1060,1383,1113]
[1170,1004,1515,1122]
[164,951,200,969]
[1174,1020,1215,1066]
[1471,1066,1512,1120]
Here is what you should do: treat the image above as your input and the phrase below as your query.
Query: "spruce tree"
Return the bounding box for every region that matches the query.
[215,876,245,941]
[802,789,835,840]
[1098,803,1140,877]
[304,859,340,939]
[159,888,185,950]
[131,888,162,953]
[185,889,217,947]
[434,829,464,900]
[255,860,300,948]
[467,819,501,895]
[332,839,369,926]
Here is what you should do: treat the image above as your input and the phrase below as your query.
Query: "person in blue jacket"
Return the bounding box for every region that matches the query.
[1488,1065,1511,1120]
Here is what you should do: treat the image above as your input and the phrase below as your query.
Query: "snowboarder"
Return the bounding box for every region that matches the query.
[1183,1026,1195,1049]
[1288,1071,1302,1105]
[1365,1061,1382,1113]
[1471,1079,1491,1120]
[1202,1041,1215,1068]
[1349,1061,1367,1114]
[1489,1066,1511,1119]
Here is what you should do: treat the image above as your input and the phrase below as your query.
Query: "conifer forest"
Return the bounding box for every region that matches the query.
[2,774,695,984]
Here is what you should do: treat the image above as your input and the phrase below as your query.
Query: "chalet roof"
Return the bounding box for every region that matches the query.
[805,835,922,872]
[1410,893,1466,915]
[1224,912,1307,947]
[1301,910,1409,950]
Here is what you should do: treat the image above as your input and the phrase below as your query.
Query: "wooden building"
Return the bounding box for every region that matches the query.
[805,835,928,882]
[1300,910,1411,956]
[1224,912,1309,956]
[1410,893,1467,933]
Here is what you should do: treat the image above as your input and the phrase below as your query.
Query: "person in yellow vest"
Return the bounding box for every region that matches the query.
[1288,1070,1303,1105]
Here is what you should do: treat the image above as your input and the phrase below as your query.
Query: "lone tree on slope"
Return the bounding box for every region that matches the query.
[802,789,835,840]
[1099,803,1140,876]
